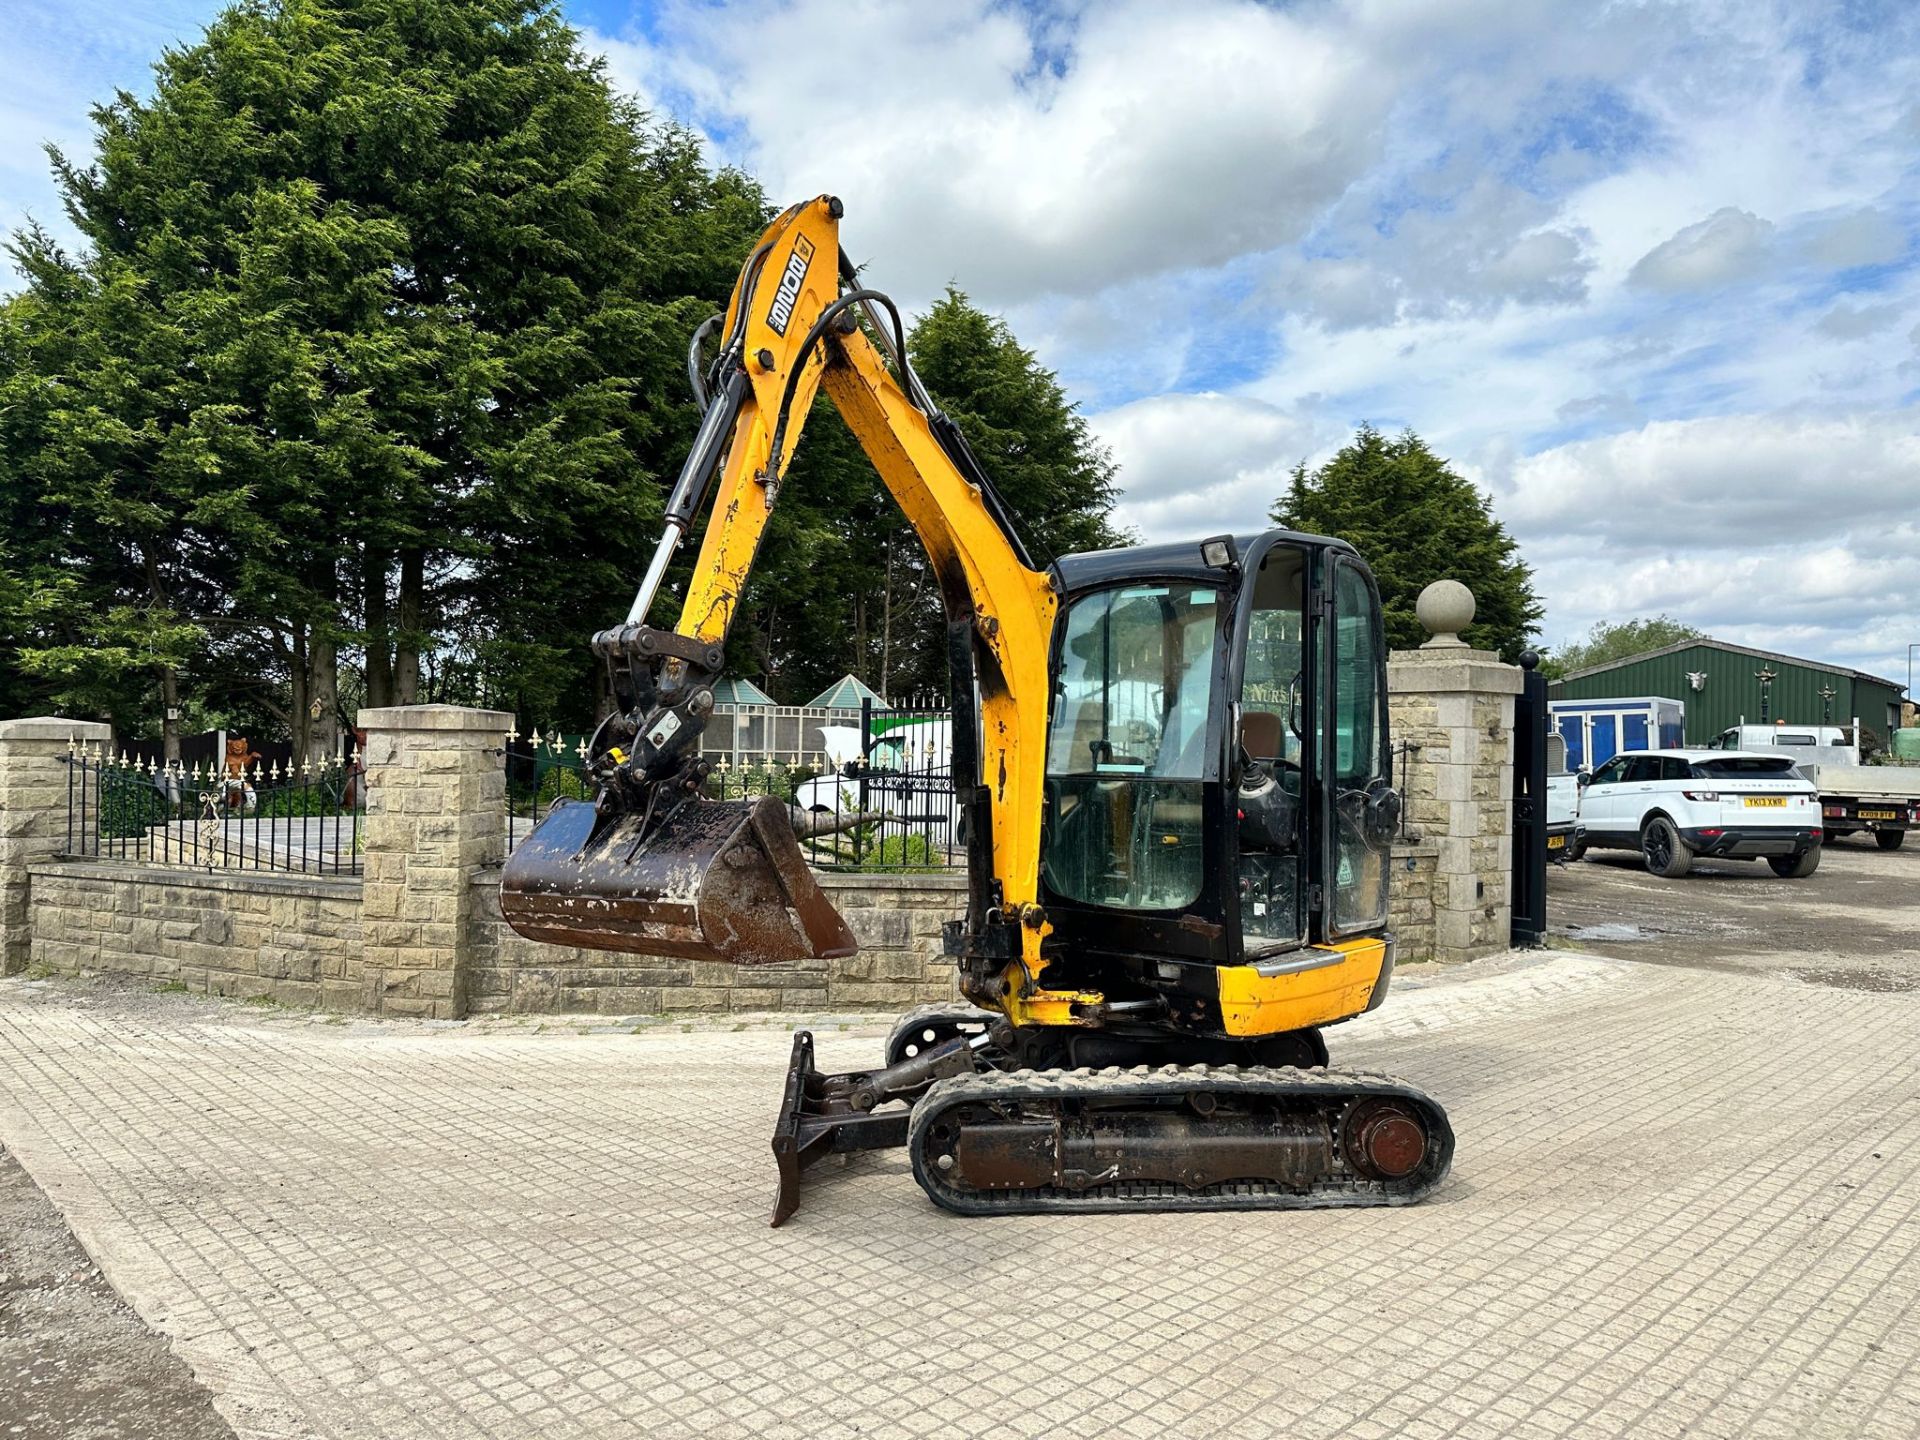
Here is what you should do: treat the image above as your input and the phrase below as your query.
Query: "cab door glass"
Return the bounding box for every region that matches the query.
[1043,584,1219,910]
[1329,560,1389,933]
[1236,547,1307,946]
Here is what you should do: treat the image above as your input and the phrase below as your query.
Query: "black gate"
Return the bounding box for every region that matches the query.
[1510,652,1550,947]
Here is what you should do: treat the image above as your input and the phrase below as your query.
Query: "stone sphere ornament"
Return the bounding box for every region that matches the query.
[1416,580,1475,648]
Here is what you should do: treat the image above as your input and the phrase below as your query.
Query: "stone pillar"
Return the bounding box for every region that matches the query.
[1388,584,1523,962]
[0,718,112,975]
[353,705,511,1018]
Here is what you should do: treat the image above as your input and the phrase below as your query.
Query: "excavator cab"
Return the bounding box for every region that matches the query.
[1038,531,1400,988]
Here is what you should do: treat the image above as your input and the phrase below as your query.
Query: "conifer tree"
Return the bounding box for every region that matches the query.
[1274,426,1541,658]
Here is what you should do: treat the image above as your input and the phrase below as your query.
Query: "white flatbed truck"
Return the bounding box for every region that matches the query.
[1707,724,1920,850]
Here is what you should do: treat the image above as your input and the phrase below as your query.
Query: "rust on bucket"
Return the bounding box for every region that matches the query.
[499,794,856,964]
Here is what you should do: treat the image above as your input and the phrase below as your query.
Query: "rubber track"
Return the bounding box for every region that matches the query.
[907,1064,1453,1216]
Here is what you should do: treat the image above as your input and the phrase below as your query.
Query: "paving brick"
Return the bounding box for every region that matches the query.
[2,944,1917,1440]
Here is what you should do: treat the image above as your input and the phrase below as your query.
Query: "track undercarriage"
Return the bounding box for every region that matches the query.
[771,1010,1453,1226]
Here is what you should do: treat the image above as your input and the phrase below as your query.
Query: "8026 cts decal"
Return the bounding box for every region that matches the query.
[765,235,815,336]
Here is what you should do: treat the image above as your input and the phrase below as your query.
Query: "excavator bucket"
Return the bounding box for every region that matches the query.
[499,794,857,964]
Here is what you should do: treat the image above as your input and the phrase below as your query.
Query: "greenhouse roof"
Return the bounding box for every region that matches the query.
[710,676,776,707]
[805,673,886,710]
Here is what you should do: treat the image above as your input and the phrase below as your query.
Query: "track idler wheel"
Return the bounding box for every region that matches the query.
[1340,1098,1430,1180]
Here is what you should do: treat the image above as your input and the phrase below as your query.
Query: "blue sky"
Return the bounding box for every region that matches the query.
[3,0,1918,685]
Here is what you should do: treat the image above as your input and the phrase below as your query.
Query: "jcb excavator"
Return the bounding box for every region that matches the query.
[500,196,1452,1225]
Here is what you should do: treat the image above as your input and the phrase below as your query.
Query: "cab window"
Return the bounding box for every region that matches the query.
[1329,560,1389,933]
[1237,548,1306,946]
[1043,584,1219,910]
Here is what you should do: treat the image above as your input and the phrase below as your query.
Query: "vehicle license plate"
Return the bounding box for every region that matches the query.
[1744,797,1786,808]
[1859,809,1897,820]
[1547,834,1566,850]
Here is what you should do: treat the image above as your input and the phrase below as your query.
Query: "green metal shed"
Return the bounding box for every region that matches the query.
[1550,639,1908,748]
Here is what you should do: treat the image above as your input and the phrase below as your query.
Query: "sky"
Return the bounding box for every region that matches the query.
[2,0,1917,687]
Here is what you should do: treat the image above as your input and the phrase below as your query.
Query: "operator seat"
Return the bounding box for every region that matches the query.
[1239,709,1284,762]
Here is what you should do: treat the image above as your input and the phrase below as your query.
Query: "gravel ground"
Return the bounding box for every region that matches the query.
[0,1140,233,1439]
[1548,826,1920,992]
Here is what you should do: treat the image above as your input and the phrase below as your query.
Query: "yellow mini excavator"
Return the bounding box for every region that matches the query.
[500,196,1452,1225]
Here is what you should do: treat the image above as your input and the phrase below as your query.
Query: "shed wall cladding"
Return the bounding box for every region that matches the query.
[1551,643,1905,745]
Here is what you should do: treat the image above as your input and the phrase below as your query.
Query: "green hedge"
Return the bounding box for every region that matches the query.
[855,832,942,874]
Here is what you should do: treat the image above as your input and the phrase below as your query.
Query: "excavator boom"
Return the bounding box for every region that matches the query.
[500,196,1056,986]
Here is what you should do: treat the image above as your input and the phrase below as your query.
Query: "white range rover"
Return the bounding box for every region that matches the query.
[1572,748,1823,879]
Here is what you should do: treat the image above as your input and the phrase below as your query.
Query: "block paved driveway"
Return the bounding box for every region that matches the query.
[1,943,1917,1439]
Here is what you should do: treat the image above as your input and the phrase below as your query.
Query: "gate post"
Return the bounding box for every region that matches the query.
[353,704,512,1017]
[1510,653,1550,947]
[0,718,113,975]
[1387,584,1523,963]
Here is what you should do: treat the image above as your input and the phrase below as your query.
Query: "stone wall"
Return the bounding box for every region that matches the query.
[25,862,363,1006]
[356,705,509,1018]
[1387,838,1440,964]
[9,657,1525,1020]
[465,870,963,1015]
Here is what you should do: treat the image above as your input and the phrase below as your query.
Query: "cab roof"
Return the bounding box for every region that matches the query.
[1050,528,1358,593]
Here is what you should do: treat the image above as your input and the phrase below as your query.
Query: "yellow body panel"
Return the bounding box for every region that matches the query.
[1214,937,1390,1037]
[678,204,840,643]
[821,354,1059,1005]
[665,198,1404,1040]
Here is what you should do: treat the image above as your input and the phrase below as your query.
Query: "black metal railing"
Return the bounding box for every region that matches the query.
[504,730,594,855]
[504,707,961,873]
[62,742,364,876]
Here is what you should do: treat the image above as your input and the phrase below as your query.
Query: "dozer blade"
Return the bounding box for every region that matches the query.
[499,794,857,964]
[770,1031,912,1227]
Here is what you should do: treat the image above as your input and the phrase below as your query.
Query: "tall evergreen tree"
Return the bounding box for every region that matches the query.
[0,6,1130,737]
[1274,426,1541,658]
[909,287,1128,563]
[2,0,766,751]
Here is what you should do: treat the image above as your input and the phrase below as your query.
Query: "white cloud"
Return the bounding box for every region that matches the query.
[8,0,1920,682]
[1815,301,1905,339]
[1505,411,1920,545]
[1093,394,1334,542]
[1272,177,1595,331]
[1507,411,1920,676]
[1627,208,1777,293]
[1798,207,1908,269]
[596,0,1399,308]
